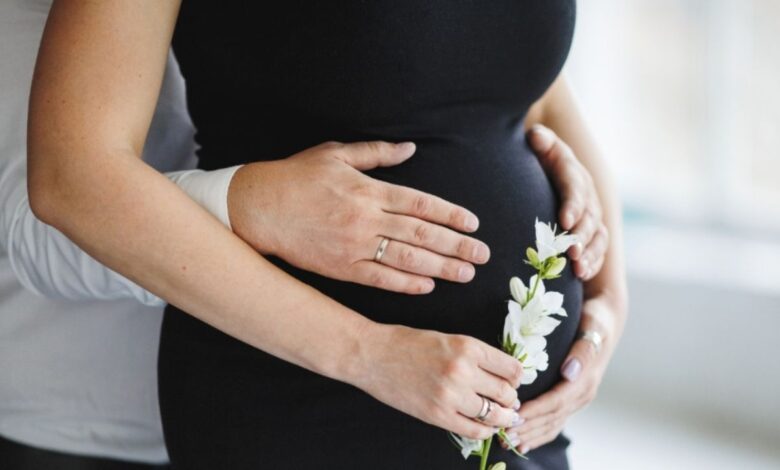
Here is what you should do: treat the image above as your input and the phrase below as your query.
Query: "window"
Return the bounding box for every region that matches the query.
[567,0,780,237]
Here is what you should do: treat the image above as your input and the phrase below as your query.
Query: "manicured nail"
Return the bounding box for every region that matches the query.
[512,399,521,411]
[422,279,435,293]
[511,436,522,448]
[562,357,582,382]
[521,444,530,454]
[465,214,479,231]
[511,413,525,427]
[458,265,475,282]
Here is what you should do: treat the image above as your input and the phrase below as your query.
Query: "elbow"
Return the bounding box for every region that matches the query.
[27,163,58,227]
[26,146,91,230]
[27,155,66,228]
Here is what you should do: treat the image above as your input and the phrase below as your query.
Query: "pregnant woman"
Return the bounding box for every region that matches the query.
[28,1,627,468]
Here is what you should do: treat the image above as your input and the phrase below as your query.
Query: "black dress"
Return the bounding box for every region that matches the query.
[159,1,581,468]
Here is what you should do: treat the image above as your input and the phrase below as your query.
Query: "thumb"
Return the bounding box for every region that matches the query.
[560,338,594,382]
[337,141,416,171]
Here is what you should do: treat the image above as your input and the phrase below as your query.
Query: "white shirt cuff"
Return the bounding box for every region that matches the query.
[165,165,243,229]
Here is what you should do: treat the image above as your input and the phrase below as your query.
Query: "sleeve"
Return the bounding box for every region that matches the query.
[1,165,242,306]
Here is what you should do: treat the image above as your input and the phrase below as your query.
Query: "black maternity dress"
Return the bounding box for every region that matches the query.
[159,1,582,468]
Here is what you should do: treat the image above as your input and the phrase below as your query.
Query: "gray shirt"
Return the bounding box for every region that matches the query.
[0,0,198,463]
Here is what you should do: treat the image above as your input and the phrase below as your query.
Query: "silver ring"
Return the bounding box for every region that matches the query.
[475,396,492,422]
[374,237,390,262]
[578,330,603,354]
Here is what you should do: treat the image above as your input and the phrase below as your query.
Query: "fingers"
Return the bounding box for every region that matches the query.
[475,344,523,389]
[374,238,476,283]
[527,125,609,280]
[562,335,598,383]
[575,223,609,280]
[502,416,566,454]
[527,125,583,231]
[459,394,521,429]
[521,423,566,455]
[348,260,434,295]
[515,382,569,421]
[380,213,490,264]
[472,369,520,410]
[380,182,482,235]
[448,414,497,441]
[330,140,417,171]
[568,209,597,258]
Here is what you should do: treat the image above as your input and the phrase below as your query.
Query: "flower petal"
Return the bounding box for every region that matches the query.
[553,233,579,254]
[533,316,561,336]
[542,291,564,315]
[509,277,528,304]
[521,368,538,385]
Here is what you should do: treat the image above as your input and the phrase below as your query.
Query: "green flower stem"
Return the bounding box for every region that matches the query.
[527,270,543,303]
[479,436,493,470]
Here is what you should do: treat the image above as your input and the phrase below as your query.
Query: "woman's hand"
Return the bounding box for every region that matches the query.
[527,125,609,281]
[228,141,490,295]
[352,323,525,440]
[499,293,625,453]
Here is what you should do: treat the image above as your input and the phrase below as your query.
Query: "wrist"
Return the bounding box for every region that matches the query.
[227,161,281,256]
[334,319,394,390]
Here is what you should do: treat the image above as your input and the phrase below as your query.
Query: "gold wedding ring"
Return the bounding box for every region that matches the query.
[374,237,390,262]
[578,330,603,354]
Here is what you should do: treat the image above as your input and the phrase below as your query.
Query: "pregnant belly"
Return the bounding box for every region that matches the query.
[266,133,583,400]
[158,131,583,469]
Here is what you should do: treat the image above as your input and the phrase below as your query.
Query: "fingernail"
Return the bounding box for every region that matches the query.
[458,264,475,282]
[472,243,490,263]
[511,436,522,448]
[529,126,553,149]
[578,260,589,279]
[562,357,582,382]
[422,279,435,293]
[465,214,479,231]
[512,399,521,411]
[563,213,574,229]
[397,141,416,153]
[521,444,530,454]
[511,413,525,427]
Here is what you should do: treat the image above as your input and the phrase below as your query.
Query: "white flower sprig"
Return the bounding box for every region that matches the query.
[451,220,577,470]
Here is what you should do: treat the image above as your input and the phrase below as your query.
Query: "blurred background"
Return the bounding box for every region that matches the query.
[564,0,780,468]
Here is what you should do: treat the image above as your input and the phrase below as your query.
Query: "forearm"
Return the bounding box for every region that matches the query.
[529,76,628,341]
[30,149,371,382]
[3,168,239,306]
